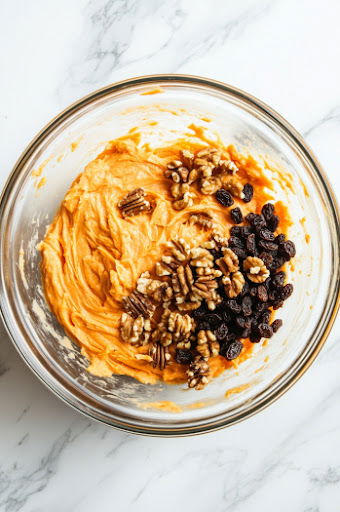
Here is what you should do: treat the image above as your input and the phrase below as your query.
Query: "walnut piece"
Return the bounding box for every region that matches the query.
[199,176,222,195]
[173,191,194,210]
[188,212,216,230]
[172,264,194,304]
[187,356,210,390]
[224,177,245,199]
[216,248,239,274]
[149,343,171,370]
[190,247,214,268]
[122,290,155,318]
[118,188,152,217]
[223,271,245,298]
[196,330,220,358]
[243,256,270,283]
[120,313,151,345]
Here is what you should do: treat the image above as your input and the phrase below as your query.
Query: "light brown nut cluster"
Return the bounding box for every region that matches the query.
[222,271,245,298]
[136,272,173,303]
[120,313,151,345]
[224,177,245,200]
[196,330,219,358]
[156,236,190,277]
[122,290,156,318]
[188,212,216,230]
[187,356,210,390]
[165,147,239,211]
[243,256,270,283]
[118,188,152,217]
[149,343,171,370]
[216,248,239,274]
[172,265,194,304]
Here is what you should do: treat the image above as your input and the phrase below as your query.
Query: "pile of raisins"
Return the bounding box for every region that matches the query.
[176,202,295,365]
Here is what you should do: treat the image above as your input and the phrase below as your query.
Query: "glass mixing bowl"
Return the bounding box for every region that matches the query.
[0,75,339,436]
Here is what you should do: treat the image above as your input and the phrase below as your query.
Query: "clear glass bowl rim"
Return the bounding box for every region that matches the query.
[0,74,339,436]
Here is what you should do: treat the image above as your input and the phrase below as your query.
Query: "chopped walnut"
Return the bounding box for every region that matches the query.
[180,149,195,170]
[190,247,214,268]
[243,256,270,283]
[168,312,194,349]
[196,330,220,358]
[199,176,222,195]
[223,271,245,298]
[165,160,190,183]
[225,177,245,199]
[169,236,190,262]
[187,356,210,390]
[172,264,194,304]
[188,212,216,230]
[118,188,152,217]
[122,290,155,318]
[177,300,202,312]
[156,256,179,276]
[150,343,171,370]
[173,191,194,210]
[211,231,229,249]
[170,182,190,199]
[216,248,239,275]
[120,313,151,345]
[136,272,173,303]
[216,159,239,175]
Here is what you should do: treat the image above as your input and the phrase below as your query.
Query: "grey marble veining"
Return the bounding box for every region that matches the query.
[0,0,340,510]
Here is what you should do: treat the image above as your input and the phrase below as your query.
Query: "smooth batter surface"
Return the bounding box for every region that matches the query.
[39,131,280,385]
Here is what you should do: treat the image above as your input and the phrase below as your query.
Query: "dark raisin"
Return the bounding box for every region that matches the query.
[271,319,283,332]
[246,233,257,254]
[235,316,251,330]
[258,228,275,241]
[222,310,232,323]
[202,314,223,329]
[245,212,256,224]
[257,285,268,302]
[224,340,243,360]
[272,299,284,310]
[197,321,211,331]
[258,323,273,338]
[219,334,236,356]
[242,183,254,203]
[252,214,266,228]
[272,271,286,288]
[240,281,250,297]
[230,226,242,236]
[191,303,208,318]
[256,302,269,313]
[229,236,245,248]
[267,215,279,232]
[250,333,262,343]
[258,240,278,252]
[215,323,229,341]
[261,310,271,324]
[279,240,296,260]
[230,207,243,224]
[225,299,242,314]
[275,233,286,244]
[231,247,247,260]
[239,226,253,238]
[259,251,273,268]
[268,289,278,301]
[241,296,252,316]
[250,286,258,297]
[269,256,286,271]
[278,283,294,300]
[261,203,275,221]
[216,188,234,207]
[241,328,252,338]
[175,349,193,365]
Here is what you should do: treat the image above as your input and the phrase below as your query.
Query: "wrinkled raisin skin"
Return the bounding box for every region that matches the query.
[242,183,254,203]
[175,349,193,365]
[267,215,279,232]
[230,207,243,224]
[258,323,274,338]
[261,203,275,221]
[215,323,229,341]
[224,340,243,360]
[271,319,283,332]
[216,188,234,207]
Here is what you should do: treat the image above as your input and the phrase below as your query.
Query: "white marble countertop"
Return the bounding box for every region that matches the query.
[1,1,340,510]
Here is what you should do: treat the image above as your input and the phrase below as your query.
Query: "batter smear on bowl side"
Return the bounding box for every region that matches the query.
[39,129,296,390]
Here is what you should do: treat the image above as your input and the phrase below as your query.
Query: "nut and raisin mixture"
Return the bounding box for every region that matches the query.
[119,147,296,390]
